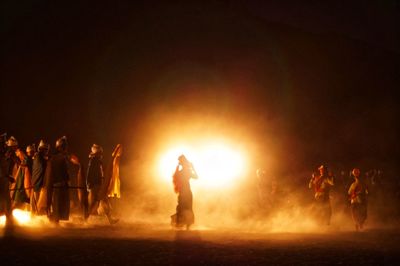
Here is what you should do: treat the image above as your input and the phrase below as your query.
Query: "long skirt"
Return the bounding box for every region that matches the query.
[172,190,194,228]
[88,185,101,215]
[351,202,367,228]
[30,190,40,215]
[312,198,332,226]
[11,169,30,208]
[51,183,70,221]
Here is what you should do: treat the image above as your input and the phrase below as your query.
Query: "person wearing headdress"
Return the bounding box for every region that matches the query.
[10,147,31,210]
[86,144,104,214]
[44,136,70,223]
[6,136,18,151]
[30,140,50,215]
[96,144,122,223]
[0,133,13,224]
[171,154,198,229]
[5,136,19,183]
[309,164,334,225]
[25,145,35,176]
[348,168,368,231]
[5,136,31,210]
[86,144,118,224]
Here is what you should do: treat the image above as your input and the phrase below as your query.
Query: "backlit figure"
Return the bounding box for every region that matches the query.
[171,154,198,230]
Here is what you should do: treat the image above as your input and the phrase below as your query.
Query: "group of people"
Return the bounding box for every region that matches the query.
[256,164,370,231]
[309,165,368,231]
[0,133,122,226]
[0,132,374,232]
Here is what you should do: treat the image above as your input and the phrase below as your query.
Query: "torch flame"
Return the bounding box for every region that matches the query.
[12,209,32,225]
[0,209,33,227]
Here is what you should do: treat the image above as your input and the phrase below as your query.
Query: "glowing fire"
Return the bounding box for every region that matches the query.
[12,209,32,224]
[158,141,246,188]
[0,209,32,227]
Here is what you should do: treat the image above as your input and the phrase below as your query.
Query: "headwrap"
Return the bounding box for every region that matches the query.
[55,136,68,151]
[38,139,50,151]
[90,143,103,156]
[6,136,18,147]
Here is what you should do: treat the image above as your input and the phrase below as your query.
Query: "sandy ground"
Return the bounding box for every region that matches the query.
[1,221,400,265]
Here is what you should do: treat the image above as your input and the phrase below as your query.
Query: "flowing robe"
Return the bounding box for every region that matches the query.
[309,174,334,225]
[30,153,47,214]
[348,179,368,228]
[11,158,31,208]
[171,166,197,228]
[44,151,70,221]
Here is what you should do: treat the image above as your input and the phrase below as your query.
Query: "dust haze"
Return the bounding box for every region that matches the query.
[112,86,399,234]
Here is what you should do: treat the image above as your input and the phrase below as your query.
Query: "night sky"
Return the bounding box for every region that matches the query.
[1,1,399,175]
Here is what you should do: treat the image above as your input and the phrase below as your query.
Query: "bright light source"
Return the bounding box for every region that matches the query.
[0,215,5,227]
[12,209,32,225]
[158,141,246,189]
[0,209,32,227]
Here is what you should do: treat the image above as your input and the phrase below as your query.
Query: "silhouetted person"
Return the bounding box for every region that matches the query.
[86,144,104,214]
[25,144,35,176]
[86,144,118,224]
[348,168,368,231]
[45,136,70,223]
[0,133,13,226]
[68,153,89,220]
[97,144,122,222]
[30,140,50,215]
[171,154,198,230]
[11,148,31,210]
[5,136,19,190]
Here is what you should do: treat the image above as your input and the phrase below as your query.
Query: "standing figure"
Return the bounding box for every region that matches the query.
[309,165,334,225]
[348,168,368,231]
[11,148,31,210]
[25,145,35,176]
[86,144,118,224]
[0,133,12,224]
[171,154,198,230]
[68,153,89,220]
[30,140,49,215]
[86,144,104,215]
[5,136,19,186]
[100,144,122,218]
[44,136,70,223]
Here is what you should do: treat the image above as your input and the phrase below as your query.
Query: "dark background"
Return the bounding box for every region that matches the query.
[1,1,399,177]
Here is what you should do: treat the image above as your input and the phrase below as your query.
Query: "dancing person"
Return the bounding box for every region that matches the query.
[348,168,368,231]
[309,165,334,225]
[171,154,198,230]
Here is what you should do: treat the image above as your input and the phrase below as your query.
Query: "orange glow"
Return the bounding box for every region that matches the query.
[157,140,247,189]
[12,209,32,225]
[0,215,5,226]
[0,209,32,227]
